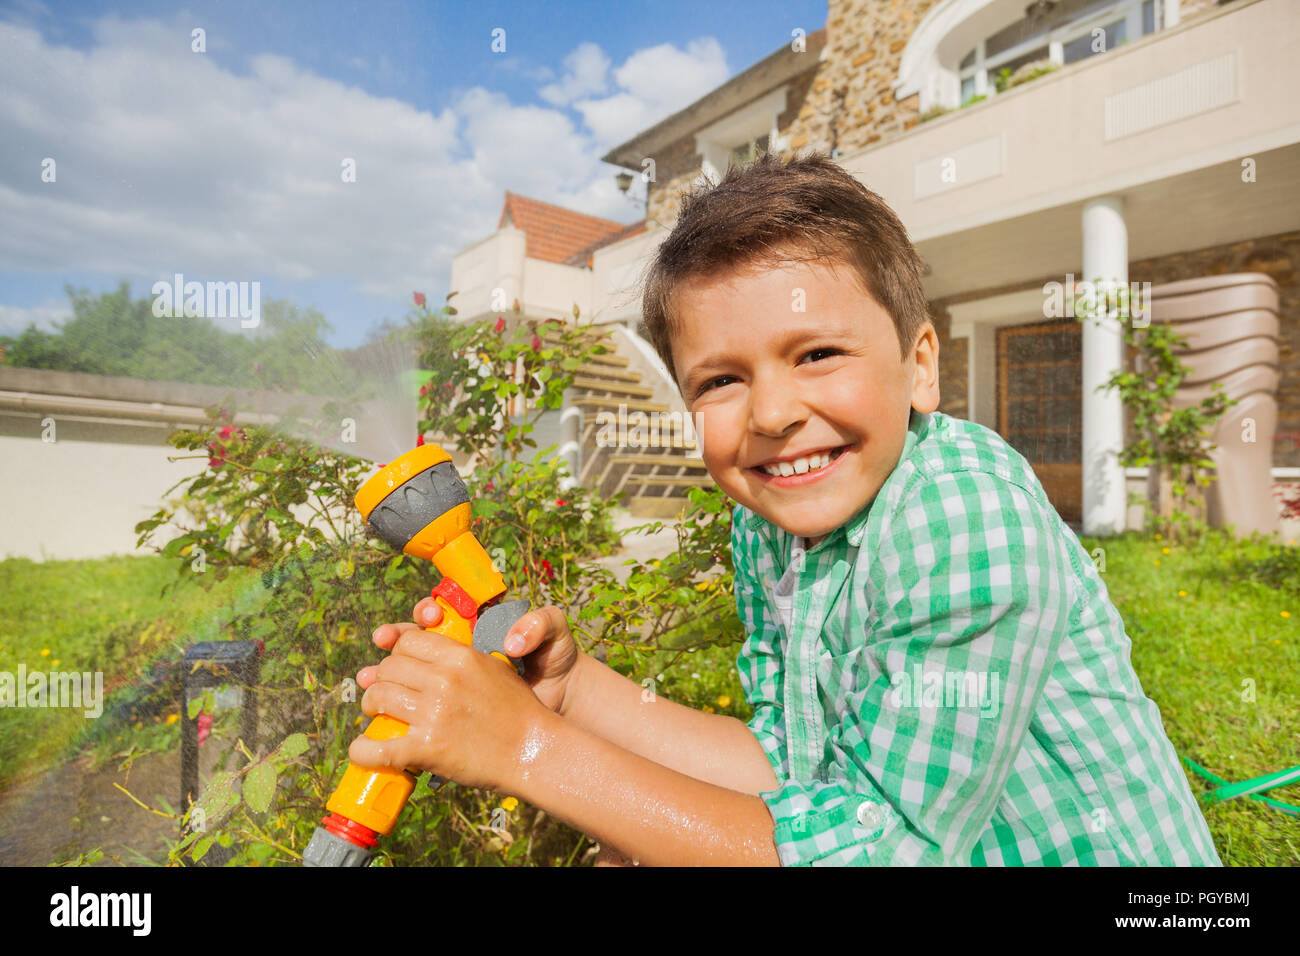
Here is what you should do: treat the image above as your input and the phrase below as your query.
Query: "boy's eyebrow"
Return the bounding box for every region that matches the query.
[681,324,855,393]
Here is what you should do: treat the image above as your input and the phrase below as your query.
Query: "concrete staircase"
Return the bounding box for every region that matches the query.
[543,323,716,517]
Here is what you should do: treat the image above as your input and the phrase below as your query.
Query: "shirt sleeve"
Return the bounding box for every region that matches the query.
[730,505,790,782]
[757,470,1075,866]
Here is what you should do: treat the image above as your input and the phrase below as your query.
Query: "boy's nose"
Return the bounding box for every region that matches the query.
[748,382,807,438]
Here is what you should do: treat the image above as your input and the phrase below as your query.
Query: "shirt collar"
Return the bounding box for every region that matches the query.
[743,408,931,549]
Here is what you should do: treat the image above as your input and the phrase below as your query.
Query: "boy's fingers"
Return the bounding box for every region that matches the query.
[360,677,422,720]
[372,620,424,649]
[349,730,418,772]
[504,605,565,655]
[413,597,442,627]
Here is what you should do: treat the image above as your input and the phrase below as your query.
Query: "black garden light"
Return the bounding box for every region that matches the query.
[180,640,262,863]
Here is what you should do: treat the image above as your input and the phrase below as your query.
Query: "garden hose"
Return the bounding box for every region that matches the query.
[1184,758,1300,817]
[302,442,530,867]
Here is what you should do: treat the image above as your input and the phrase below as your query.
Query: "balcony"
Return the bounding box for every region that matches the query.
[838,0,1300,298]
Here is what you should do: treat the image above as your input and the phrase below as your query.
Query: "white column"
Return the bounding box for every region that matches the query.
[1081,197,1128,536]
[1162,0,1180,30]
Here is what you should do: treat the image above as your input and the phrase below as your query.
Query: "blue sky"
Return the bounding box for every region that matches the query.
[0,0,827,347]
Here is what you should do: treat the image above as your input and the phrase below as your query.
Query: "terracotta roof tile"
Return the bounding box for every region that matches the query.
[563,219,648,268]
[499,192,635,265]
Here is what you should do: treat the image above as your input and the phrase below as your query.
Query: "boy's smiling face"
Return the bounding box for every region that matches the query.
[673,256,940,547]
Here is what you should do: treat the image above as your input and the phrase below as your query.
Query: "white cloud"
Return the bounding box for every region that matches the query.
[573,38,730,146]
[539,42,610,106]
[0,16,506,305]
[0,299,69,336]
[0,16,728,335]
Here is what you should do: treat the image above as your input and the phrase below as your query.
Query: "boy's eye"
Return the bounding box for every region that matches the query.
[802,347,843,363]
[696,376,735,397]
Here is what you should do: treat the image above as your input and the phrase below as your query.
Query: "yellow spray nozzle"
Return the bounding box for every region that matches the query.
[354,443,505,607]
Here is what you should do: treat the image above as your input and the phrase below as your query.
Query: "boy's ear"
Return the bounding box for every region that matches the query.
[910,322,941,415]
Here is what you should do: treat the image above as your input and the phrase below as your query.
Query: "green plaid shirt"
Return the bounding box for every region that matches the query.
[732,409,1221,866]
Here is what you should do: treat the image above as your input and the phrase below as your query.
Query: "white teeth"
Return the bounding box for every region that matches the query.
[761,448,838,477]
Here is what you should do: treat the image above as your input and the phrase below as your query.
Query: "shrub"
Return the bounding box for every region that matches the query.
[133,297,742,866]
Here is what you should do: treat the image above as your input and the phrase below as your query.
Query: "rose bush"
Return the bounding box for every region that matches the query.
[130,295,745,866]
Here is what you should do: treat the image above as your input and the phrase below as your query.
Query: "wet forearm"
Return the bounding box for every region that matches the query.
[561,651,779,795]
[509,709,781,866]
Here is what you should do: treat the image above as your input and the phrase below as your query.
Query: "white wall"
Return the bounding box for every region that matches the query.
[0,424,207,561]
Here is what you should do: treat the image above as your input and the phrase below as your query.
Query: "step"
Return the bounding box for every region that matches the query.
[572,350,630,368]
[570,395,672,414]
[609,454,710,471]
[625,474,717,488]
[626,496,694,518]
[571,376,656,399]
[541,329,613,347]
[576,364,643,383]
[579,423,700,452]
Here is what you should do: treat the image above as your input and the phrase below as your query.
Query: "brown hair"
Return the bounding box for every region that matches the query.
[641,151,930,389]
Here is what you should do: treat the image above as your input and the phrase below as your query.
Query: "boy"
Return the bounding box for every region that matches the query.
[353,153,1221,866]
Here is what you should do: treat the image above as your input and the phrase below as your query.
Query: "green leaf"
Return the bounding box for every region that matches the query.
[192,834,216,862]
[296,608,324,631]
[162,535,194,559]
[275,733,310,761]
[243,761,277,814]
[197,771,240,823]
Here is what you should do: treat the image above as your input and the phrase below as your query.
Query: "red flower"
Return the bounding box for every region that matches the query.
[419,384,430,395]
[540,559,554,582]
[413,292,426,307]
[207,425,244,468]
[197,712,213,747]
[494,316,506,333]
[484,481,494,492]
[531,334,542,351]
[555,499,568,507]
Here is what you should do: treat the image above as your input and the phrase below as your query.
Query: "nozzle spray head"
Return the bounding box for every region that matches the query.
[354,443,506,607]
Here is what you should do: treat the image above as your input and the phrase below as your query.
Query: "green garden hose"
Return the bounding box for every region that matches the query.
[1184,758,1300,816]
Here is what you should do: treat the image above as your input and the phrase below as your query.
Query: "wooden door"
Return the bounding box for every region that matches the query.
[997,321,1083,523]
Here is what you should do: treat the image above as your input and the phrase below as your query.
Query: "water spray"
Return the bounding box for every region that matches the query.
[301,441,529,867]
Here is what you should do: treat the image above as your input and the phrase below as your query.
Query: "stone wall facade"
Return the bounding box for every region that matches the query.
[646,0,941,224]
[786,0,941,158]
[930,301,968,420]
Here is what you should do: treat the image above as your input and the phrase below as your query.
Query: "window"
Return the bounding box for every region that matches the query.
[923,0,1162,112]
[694,86,786,184]
[1062,17,1127,64]
[960,74,977,104]
[729,133,769,168]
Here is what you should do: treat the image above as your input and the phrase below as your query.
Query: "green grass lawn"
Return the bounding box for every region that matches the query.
[1076,530,1300,866]
[0,555,260,786]
[2,531,1296,865]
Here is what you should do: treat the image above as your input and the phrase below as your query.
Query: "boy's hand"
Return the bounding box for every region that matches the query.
[371,598,584,716]
[351,625,550,792]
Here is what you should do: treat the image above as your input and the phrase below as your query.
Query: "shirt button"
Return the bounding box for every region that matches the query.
[857,801,884,831]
